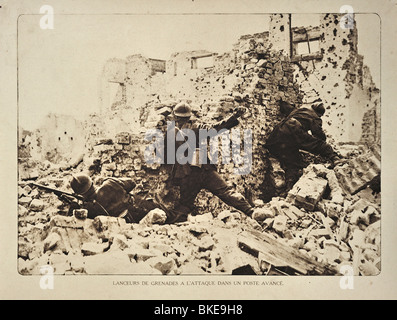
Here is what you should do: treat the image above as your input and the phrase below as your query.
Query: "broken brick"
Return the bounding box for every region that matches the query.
[115,132,131,145]
[139,208,167,226]
[81,242,109,256]
[29,199,45,212]
[273,215,288,234]
[287,174,328,211]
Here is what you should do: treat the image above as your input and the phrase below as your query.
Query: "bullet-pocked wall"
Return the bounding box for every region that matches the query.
[93,23,305,205]
[269,13,381,144]
[59,13,379,206]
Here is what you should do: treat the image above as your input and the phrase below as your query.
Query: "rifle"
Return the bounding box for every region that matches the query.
[30,182,84,204]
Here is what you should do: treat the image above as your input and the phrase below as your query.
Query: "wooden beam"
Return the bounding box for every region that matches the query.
[237,230,340,275]
[292,29,322,43]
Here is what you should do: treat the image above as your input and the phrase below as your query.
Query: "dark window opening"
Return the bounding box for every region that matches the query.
[191,55,214,70]
[290,17,323,62]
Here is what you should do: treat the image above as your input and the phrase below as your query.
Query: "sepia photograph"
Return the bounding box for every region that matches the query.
[1,0,396,301]
[16,10,381,277]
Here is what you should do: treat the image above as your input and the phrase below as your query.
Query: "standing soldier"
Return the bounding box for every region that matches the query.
[160,102,262,223]
[266,100,342,192]
[67,173,158,223]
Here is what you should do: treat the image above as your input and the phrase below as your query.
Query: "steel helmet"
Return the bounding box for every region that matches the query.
[312,102,325,116]
[173,102,192,118]
[70,174,93,195]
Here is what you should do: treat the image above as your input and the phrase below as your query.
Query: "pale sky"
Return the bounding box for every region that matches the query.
[18,13,380,130]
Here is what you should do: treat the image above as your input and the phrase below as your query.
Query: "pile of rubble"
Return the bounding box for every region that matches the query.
[17,142,380,276]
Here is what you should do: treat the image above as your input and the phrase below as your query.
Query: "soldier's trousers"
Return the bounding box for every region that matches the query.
[171,167,253,222]
[128,193,159,223]
[267,143,305,190]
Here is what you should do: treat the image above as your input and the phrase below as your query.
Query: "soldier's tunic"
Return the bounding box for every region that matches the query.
[70,177,157,223]
[266,107,338,186]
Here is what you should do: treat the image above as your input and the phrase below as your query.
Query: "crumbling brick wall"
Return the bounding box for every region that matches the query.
[25,13,379,212]
[125,35,304,208]
[282,13,380,144]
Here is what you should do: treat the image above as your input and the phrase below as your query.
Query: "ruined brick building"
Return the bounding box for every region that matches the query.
[17,13,381,276]
[19,13,380,204]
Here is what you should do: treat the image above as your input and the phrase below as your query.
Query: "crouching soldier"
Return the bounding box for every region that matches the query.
[266,100,342,192]
[160,102,264,223]
[67,173,158,223]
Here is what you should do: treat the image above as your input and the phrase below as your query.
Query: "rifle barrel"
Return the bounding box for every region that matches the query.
[31,183,84,201]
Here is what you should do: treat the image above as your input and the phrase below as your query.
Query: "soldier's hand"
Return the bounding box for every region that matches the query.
[329,155,345,169]
[233,106,247,118]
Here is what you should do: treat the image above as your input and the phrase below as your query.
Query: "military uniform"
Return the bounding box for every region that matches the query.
[69,177,157,223]
[164,108,254,223]
[266,106,339,189]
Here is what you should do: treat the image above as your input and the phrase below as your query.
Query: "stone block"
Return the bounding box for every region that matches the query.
[300,219,312,228]
[129,247,162,262]
[115,132,131,145]
[18,205,28,217]
[349,228,365,250]
[303,239,317,252]
[188,212,214,223]
[43,232,62,253]
[217,210,233,222]
[110,234,129,251]
[262,218,274,229]
[323,240,341,262]
[83,251,137,274]
[287,237,304,249]
[81,242,109,256]
[309,228,331,238]
[73,209,88,220]
[29,199,45,212]
[350,209,370,226]
[50,215,85,229]
[191,235,215,252]
[273,215,288,234]
[18,197,33,207]
[257,59,267,67]
[288,205,306,218]
[252,207,275,222]
[337,219,349,243]
[150,242,174,255]
[95,138,113,145]
[156,106,173,116]
[139,208,167,226]
[93,216,126,233]
[287,175,328,211]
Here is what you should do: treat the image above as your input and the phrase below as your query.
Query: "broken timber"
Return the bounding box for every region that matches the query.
[237,230,340,275]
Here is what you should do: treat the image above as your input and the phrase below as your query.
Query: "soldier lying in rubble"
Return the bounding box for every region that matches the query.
[265,100,343,193]
[157,102,265,224]
[66,173,158,223]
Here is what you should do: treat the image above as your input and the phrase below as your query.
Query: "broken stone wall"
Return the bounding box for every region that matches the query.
[280,13,381,144]
[268,14,291,54]
[163,50,238,104]
[18,113,86,180]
